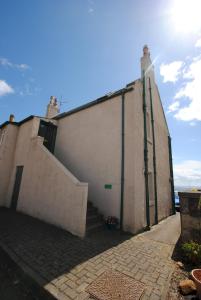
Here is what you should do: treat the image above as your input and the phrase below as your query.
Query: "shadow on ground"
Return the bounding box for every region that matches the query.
[0,246,56,300]
[0,208,132,285]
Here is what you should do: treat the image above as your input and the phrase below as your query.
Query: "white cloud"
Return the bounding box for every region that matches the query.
[88,8,94,13]
[160,61,183,83]
[163,37,201,122]
[167,101,180,113]
[17,63,29,70]
[195,38,201,48]
[88,0,94,14]
[0,58,29,71]
[0,80,14,97]
[174,160,201,187]
[174,56,201,121]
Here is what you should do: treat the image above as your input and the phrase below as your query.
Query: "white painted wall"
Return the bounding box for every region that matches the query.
[0,124,18,206]
[124,80,146,233]
[54,82,172,234]
[55,97,122,220]
[153,85,172,220]
[0,77,172,236]
[5,118,88,237]
[17,137,88,237]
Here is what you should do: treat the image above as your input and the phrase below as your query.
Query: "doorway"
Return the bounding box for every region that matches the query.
[38,120,57,153]
[10,166,24,210]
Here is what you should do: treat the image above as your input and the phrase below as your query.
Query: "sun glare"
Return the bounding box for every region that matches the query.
[171,0,201,33]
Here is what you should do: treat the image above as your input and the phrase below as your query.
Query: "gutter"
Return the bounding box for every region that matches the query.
[149,78,158,224]
[54,87,133,120]
[168,136,176,215]
[142,72,150,230]
[120,92,125,230]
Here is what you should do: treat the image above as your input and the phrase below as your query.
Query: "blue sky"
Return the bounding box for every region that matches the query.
[0,0,201,187]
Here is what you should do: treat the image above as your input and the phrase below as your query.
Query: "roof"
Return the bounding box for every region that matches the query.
[0,81,136,128]
[0,115,39,129]
[54,84,134,120]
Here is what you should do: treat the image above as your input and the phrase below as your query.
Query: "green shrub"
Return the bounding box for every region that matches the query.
[182,241,201,264]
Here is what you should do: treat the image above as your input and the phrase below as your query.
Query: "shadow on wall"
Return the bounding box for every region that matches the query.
[0,208,132,291]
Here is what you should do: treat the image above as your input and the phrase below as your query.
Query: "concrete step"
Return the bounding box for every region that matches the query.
[86,214,103,226]
[87,206,98,215]
[87,201,93,207]
[86,222,105,234]
[86,202,104,234]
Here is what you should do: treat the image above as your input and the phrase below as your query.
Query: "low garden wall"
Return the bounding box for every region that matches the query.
[179,191,201,243]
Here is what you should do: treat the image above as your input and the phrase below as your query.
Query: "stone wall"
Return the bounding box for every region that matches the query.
[179,191,201,242]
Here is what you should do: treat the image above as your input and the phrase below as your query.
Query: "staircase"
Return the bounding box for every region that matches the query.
[86,201,104,234]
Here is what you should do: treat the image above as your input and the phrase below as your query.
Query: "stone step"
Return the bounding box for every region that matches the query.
[87,206,98,215]
[86,202,104,234]
[86,222,105,234]
[86,214,103,226]
[87,201,93,207]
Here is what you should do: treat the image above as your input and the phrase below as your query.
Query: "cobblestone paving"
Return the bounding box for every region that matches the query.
[0,208,177,300]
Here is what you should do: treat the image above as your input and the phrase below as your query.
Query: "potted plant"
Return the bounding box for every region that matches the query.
[191,269,201,299]
[191,196,201,299]
[105,216,118,230]
[182,241,201,265]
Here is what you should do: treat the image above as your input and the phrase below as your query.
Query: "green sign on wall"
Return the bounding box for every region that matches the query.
[104,184,112,189]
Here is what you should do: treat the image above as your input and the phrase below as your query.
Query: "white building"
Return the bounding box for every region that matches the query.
[0,46,175,237]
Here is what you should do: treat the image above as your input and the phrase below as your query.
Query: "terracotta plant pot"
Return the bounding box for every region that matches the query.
[191,269,201,299]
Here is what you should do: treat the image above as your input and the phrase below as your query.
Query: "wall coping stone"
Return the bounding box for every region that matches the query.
[179,191,201,198]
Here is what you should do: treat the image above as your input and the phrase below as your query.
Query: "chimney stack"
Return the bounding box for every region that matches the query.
[141,45,155,83]
[46,96,60,118]
[9,114,15,122]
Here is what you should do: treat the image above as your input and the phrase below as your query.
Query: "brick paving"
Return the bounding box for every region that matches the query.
[0,208,179,300]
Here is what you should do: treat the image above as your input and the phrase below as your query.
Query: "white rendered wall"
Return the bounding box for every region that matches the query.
[18,137,88,237]
[0,125,18,206]
[6,118,88,237]
[55,96,122,220]
[124,81,147,233]
[153,85,172,220]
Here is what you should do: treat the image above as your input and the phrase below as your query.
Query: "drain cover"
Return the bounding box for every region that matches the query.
[86,269,145,300]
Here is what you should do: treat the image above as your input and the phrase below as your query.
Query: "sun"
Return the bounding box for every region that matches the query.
[171,0,201,33]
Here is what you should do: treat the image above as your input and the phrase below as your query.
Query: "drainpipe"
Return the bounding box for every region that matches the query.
[149,78,158,224]
[142,71,150,230]
[168,136,176,215]
[120,92,125,230]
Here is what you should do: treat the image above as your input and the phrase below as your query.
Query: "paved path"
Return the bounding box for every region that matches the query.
[141,212,181,245]
[0,208,180,300]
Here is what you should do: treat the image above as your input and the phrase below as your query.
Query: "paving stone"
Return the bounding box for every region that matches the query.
[134,271,144,281]
[60,283,69,292]
[57,277,69,287]
[75,291,90,300]
[76,269,88,279]
[76,283,89,293]
[144,285,153,297]
[66,280,78,289]
[76,276,89,286]
[157,276,167,286]
[64,287,78,299]
[0,209,176,300]
[67,273,78,282]
[150,293,161,300]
